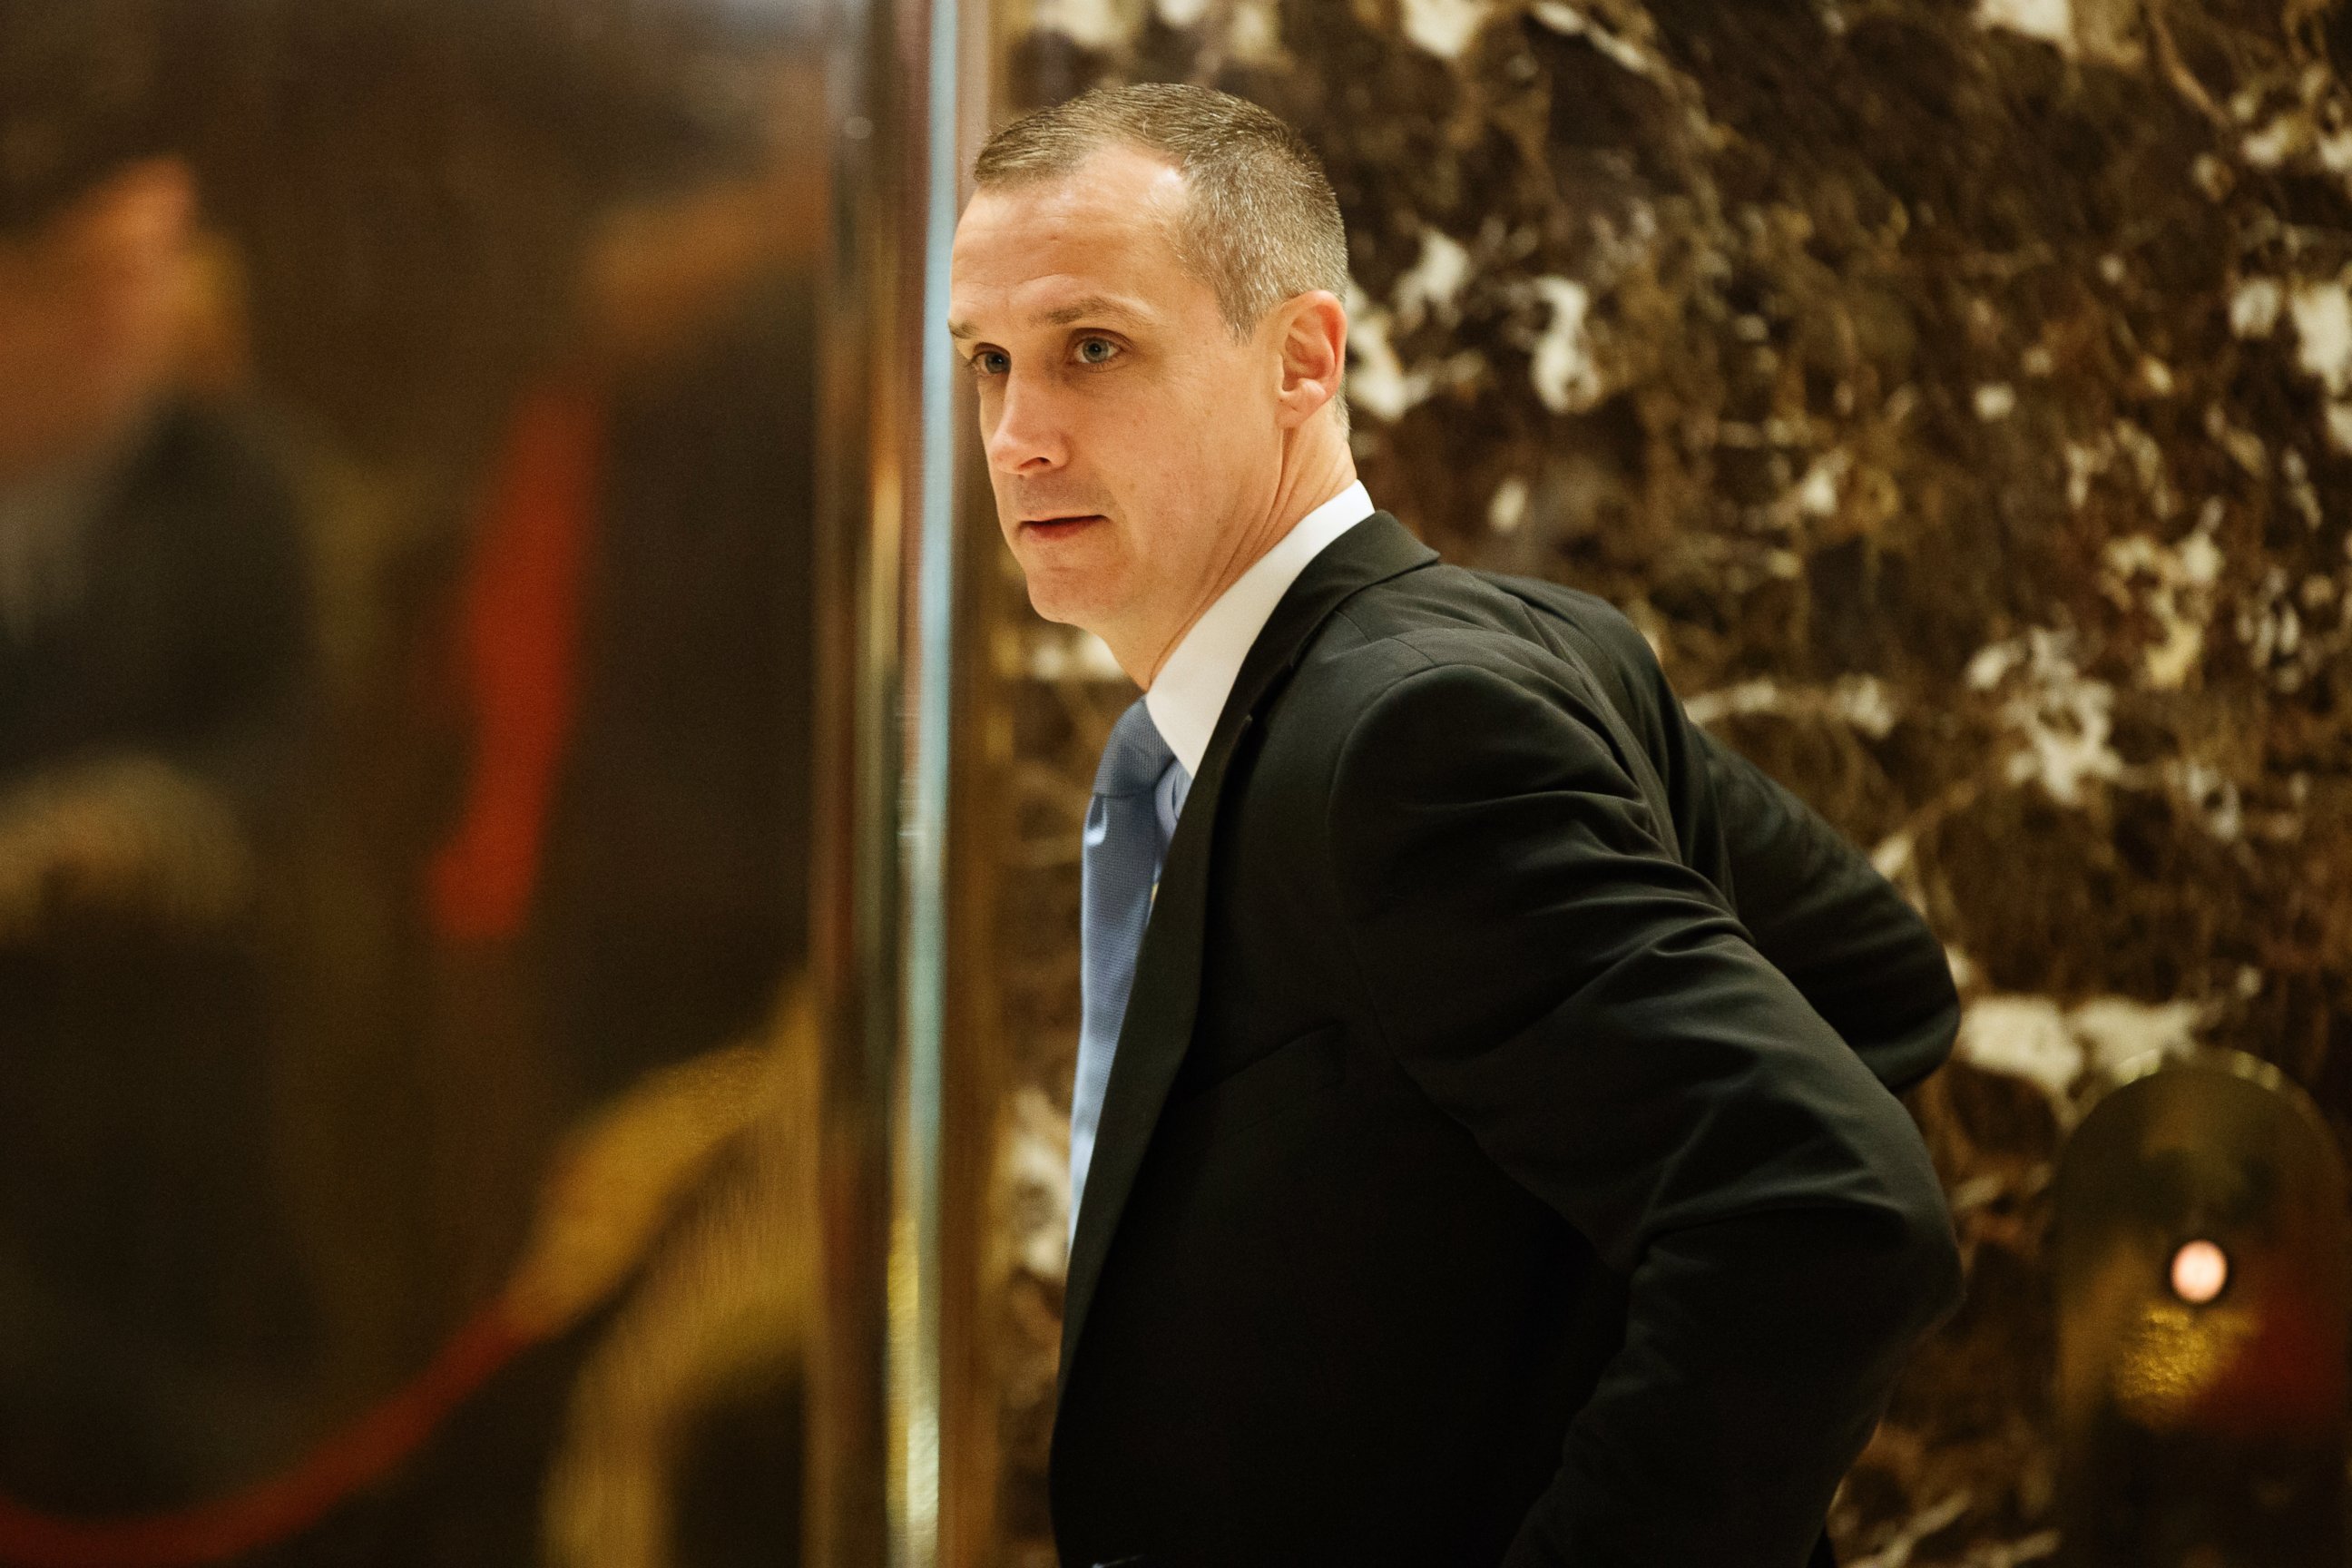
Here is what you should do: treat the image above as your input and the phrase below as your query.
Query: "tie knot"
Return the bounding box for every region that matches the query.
[1093,696,1177,798]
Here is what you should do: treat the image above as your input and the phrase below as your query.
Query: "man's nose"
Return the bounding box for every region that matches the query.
[985,373,1066,474]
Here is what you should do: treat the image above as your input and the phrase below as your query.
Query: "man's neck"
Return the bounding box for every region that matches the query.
[1122,446,1358,691]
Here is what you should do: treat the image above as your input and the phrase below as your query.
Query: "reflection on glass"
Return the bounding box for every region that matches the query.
[0,1,822,1561]
[2056,1054,2347,1567]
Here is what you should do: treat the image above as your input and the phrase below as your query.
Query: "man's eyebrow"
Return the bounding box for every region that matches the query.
[1041,294,1147,327]
[946,296,1150,341]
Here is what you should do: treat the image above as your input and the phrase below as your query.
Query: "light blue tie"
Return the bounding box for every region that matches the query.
[1071,697,1191,1241]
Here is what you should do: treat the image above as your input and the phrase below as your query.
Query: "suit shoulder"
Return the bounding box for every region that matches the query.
[1473,571,1669,685]
[1290,563,1666,711]
[1268,564,1628,749]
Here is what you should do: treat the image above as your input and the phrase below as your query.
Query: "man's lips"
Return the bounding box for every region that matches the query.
[1019,514,1106,538]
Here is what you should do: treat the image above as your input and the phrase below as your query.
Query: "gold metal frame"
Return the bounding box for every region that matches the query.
[808,0,997,1560]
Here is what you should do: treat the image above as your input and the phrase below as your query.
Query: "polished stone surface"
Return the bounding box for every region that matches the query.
[981,0,2352,1558]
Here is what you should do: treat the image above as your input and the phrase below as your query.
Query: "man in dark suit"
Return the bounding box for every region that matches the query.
[949,83,1965,1567]
[0,57,322,1496]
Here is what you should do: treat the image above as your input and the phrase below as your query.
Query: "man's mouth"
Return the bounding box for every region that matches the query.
[1020,514,1106,539]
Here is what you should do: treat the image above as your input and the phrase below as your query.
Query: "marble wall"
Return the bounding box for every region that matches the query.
[977,0,2352,1560]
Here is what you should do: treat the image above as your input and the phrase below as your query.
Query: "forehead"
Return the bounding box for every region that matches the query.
[949,145,1209,328]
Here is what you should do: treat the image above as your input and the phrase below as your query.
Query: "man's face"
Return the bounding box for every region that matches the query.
[0,161,194,485]
[948,146,1287,654]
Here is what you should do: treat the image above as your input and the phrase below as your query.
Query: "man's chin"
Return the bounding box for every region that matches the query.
[1024,583,1112,631]
[1020,570,1127,636]
[1014,541,1126,627]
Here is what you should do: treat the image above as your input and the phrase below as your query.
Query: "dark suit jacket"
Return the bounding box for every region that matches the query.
[0,399,310,808]
[0,399,318,1501]
[1051,514,1966,1568]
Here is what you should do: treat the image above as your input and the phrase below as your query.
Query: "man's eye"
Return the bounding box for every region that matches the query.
[1075,337,1120,366]
[970,349,1010,377]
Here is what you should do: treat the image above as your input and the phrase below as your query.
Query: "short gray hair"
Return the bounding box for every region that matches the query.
[974,83,1349,344]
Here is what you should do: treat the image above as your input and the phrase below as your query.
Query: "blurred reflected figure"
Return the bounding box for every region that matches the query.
[0,158,309,937]
[0,5,319,1508]
[0,2,819,1556]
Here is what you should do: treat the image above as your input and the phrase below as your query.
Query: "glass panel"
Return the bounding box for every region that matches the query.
[0,2,826,1560]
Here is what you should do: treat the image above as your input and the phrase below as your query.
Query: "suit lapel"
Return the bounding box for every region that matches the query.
[1056,513,1439,1384]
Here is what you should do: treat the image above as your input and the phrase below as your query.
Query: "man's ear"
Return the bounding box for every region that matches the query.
[1271,289,1346,428]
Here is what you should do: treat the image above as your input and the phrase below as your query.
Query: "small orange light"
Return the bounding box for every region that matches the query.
[2170,1239,2230,1305]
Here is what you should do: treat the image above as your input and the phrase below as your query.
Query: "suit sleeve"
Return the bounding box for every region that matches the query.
[1687,721,1960,1095]
[1318,655,1965,1568]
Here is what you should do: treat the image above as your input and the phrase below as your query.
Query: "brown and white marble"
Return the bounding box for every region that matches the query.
[975,0,2352,1558]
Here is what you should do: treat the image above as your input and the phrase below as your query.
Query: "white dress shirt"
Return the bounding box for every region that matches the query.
[1142,480,1376,779]
[1065,480,1373,1245]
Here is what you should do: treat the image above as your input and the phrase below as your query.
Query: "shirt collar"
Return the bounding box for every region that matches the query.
[1143,481,1374,778]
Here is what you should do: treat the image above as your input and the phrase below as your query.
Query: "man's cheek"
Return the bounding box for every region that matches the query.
[987,475,1027,547]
